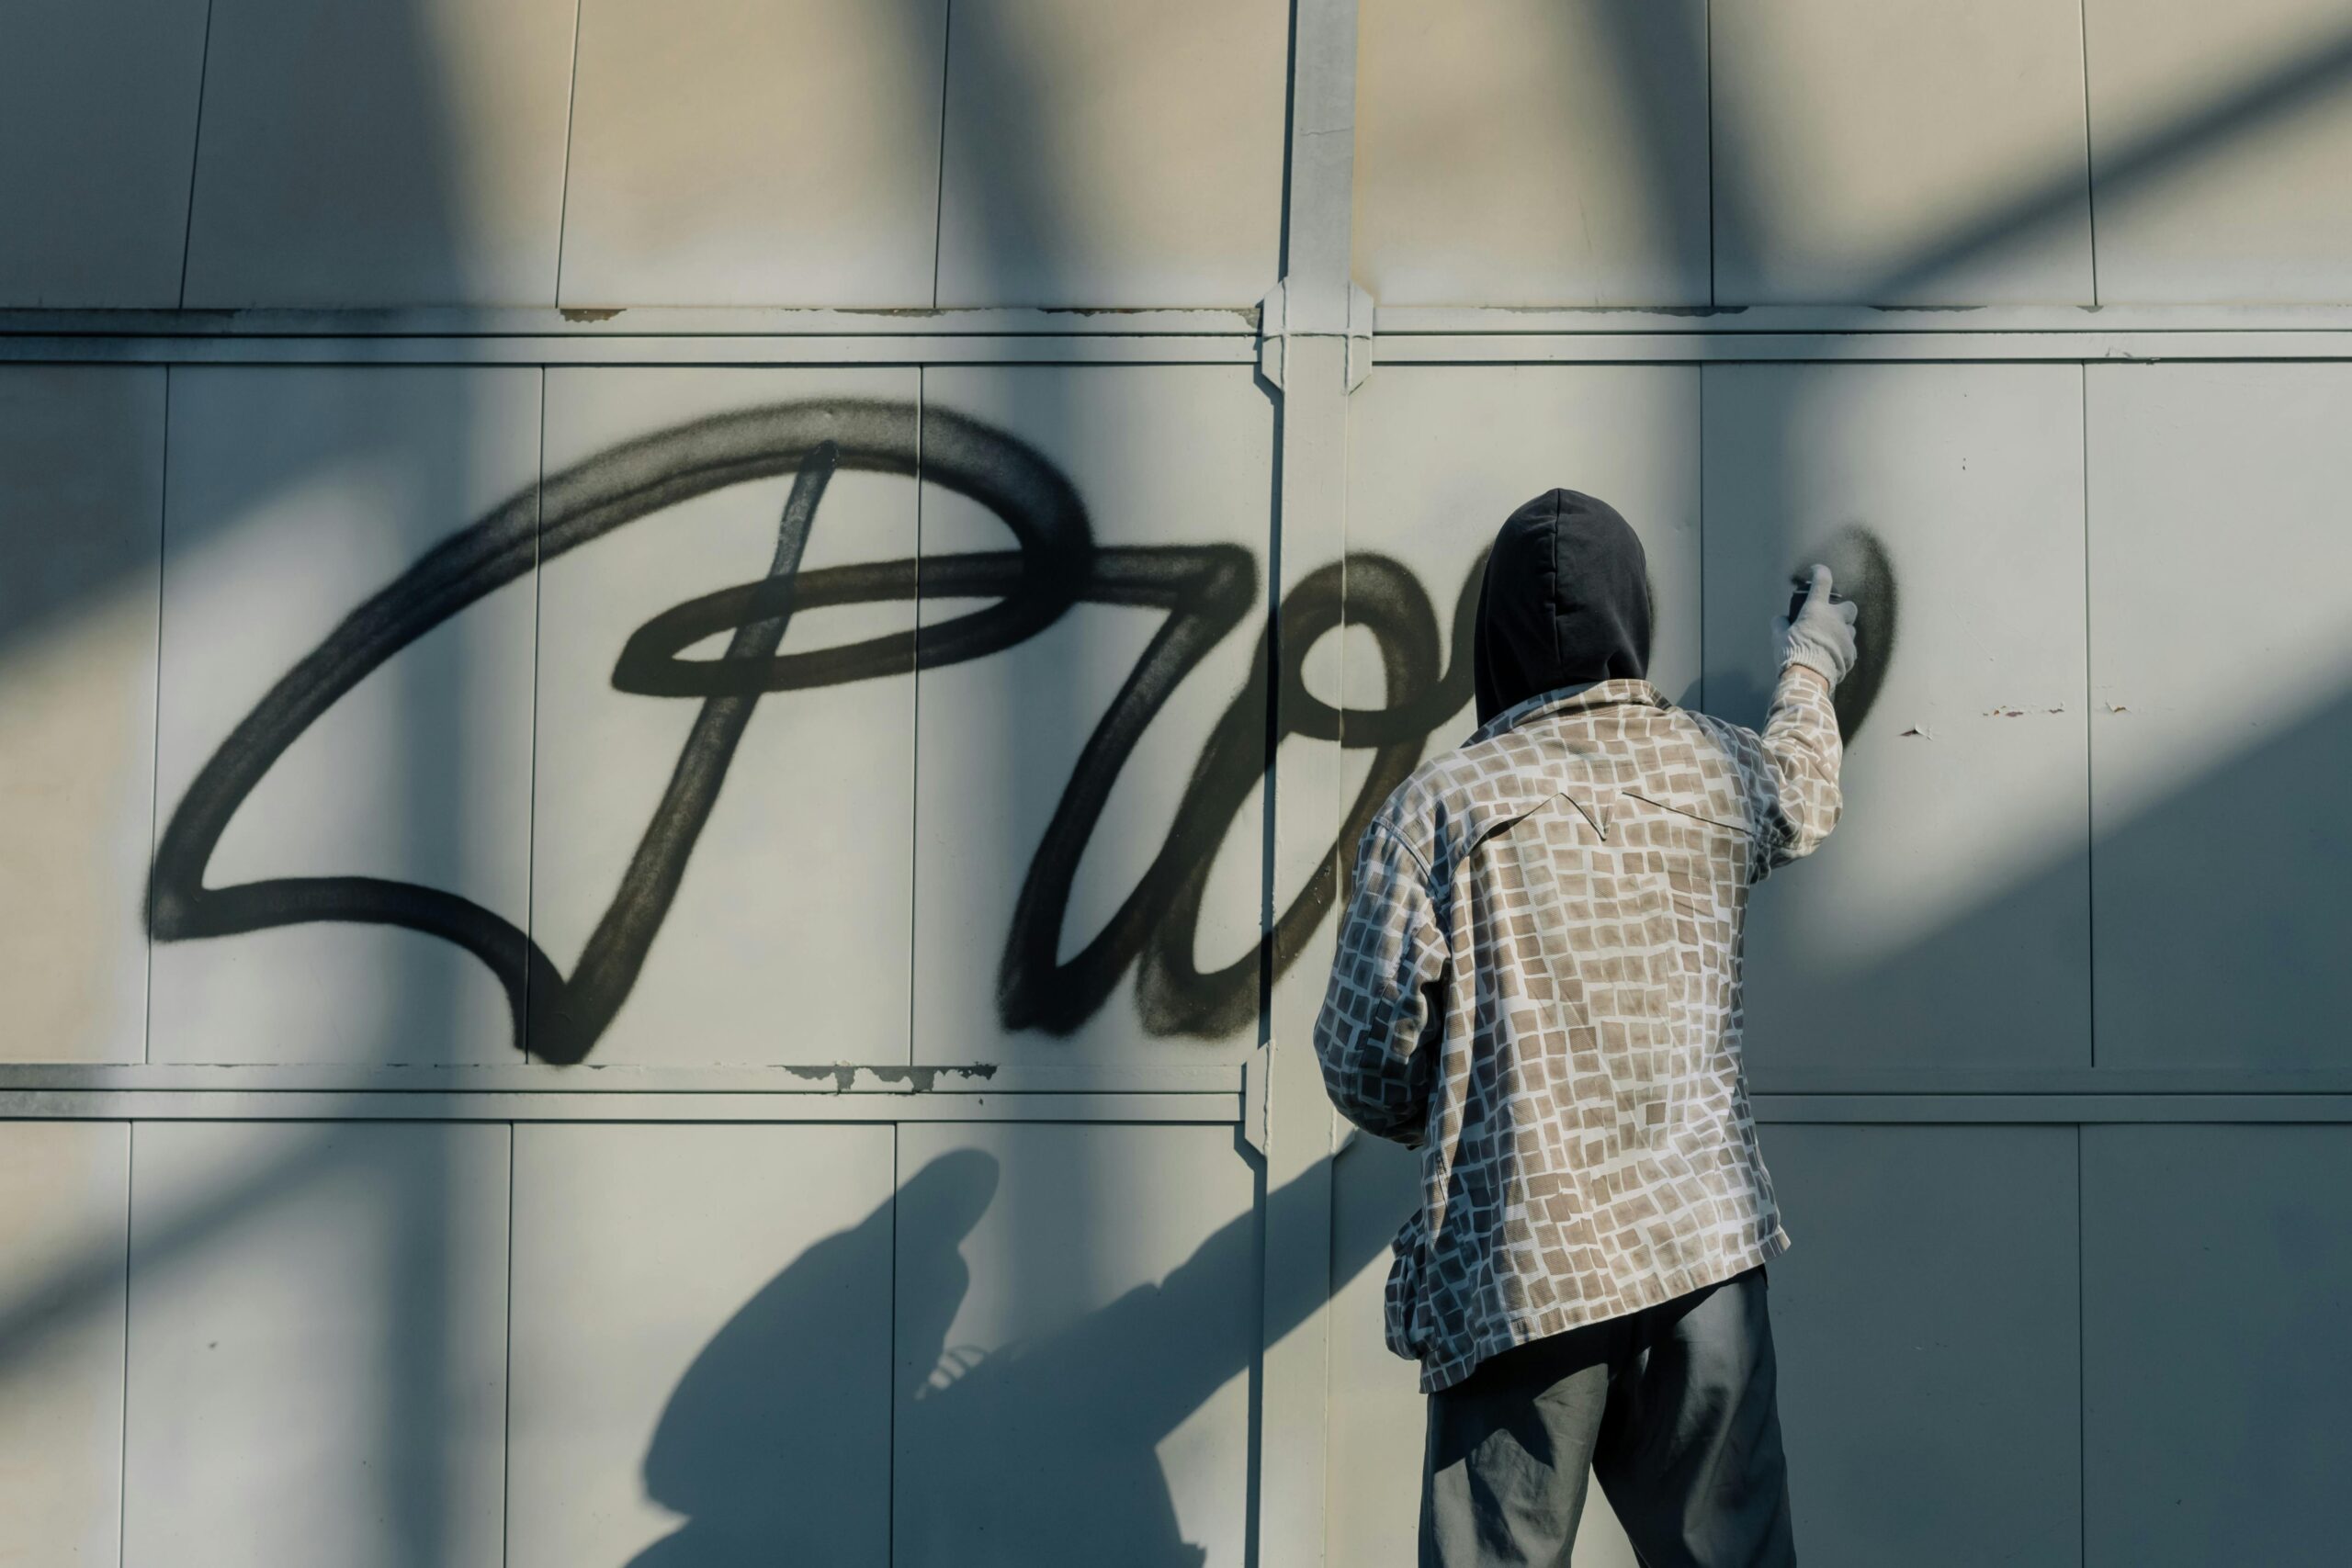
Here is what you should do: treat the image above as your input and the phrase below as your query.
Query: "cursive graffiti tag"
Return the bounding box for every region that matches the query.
[148,400,1480,1063]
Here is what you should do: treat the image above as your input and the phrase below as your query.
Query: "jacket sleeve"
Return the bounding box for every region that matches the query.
[1736,664,1846,880]
[1313,822,1447,1148]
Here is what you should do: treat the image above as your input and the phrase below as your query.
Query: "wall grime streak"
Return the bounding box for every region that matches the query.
[145,399,1891,1064]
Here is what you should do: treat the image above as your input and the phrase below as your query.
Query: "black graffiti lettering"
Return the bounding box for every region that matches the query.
[998,550,1487,1040]
[152,401,1027,1064]
[147,400,1477,1063]
[535,441,838,1065]
[147,398,1890,1064]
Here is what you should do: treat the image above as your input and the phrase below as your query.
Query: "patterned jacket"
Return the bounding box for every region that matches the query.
[1313,671,1842,1392]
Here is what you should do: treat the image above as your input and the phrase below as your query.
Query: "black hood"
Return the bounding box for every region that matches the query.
[1472,489,1652,725]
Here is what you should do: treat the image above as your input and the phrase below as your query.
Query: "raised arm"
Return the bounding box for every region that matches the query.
[1747,664,1843,875]
[1312,821,1446,1148]
[1744,563,1857,877]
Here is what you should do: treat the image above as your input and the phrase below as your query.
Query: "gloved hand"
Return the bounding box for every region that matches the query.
[1776,564,1860,686]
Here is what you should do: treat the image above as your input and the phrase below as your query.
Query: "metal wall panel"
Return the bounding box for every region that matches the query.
[2086,0,2352,304]
[933,0,1288,307]
[121,1121,511,1568]
[531,368,919,1066]
[0,367,164,1064]
[2086,363,2352,1068]
[0,0,209,307]
[1353,0,1710,308]
[506,1122,895,1566]
[1712,0,2097,304]
[892,1122,1258,1567]
[181,0,577,307]
[911,367,1273,1064]
[1702,363,2092,1071]
[0,1122,129,1566]
[149,367,541,1066]
[559,0,949,309]
[2083,1125,2352,1568]
[1767,1124,2081,1567]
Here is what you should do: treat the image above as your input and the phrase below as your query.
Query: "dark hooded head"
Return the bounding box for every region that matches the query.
[1473,489,1652,725]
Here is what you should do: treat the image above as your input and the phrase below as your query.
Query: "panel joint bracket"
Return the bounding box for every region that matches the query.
[1257,278,1377,392]
[1242,1042,1272,1156]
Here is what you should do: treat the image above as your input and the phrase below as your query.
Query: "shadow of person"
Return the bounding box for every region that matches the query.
[626,1149,1000,1566]
[628,1145,1363,1567]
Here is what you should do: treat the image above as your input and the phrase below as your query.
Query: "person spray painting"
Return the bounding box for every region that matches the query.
[1314,490,1860,1567]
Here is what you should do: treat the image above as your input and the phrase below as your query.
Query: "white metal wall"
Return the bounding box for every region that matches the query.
[4,3,2350,1565]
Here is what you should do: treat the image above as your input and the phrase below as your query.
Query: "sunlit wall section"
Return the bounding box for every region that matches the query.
[0,368,164,1066]
[1708,0,2097,305]
[2086,362,2352,1066]
[933,0,1290,307]
[2086,0,2352,303]
[1356,0,2352,309]
[1353,0,1710,308]
[0,1123,130,1564]
[558,0,951,309]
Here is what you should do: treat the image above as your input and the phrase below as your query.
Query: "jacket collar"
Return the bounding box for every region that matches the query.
[1468,678,1669,745]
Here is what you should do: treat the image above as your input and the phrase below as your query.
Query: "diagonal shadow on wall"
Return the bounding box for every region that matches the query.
[623,1143,1387,1568]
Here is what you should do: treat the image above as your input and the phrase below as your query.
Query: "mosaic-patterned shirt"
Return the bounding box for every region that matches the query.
[1313,672,1842,1392]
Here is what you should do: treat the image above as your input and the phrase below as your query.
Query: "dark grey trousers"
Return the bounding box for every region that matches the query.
[1420,1266,1795,1568]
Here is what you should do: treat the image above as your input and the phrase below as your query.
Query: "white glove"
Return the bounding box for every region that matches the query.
[1776,564,1860,686]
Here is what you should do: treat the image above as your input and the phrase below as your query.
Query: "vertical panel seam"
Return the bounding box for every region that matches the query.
[1321,359,1355,1563]
[2075,1122,2088,1567]
[175,1,220,308]
[887,1122,900,1566]
[144,370,173,1068]
[1704,0,1717,308]
[2080,362,2097,1070]
[550,0,587,306]
[525,368,548,1064]
[499,1124,518,1568]
[115,1122,135,1565]
[1272,0,1302,282]
[910,369,924,1069]
[1696,362,1708,711]
[1258,365,1283,1047]
[1244,1119,1267,1568]
[2077,0,2101,305]
[929,2,956,310]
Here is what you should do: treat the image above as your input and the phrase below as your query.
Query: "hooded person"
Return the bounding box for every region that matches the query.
[1472,488,1654,725]
[1315,488,1863,1568]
